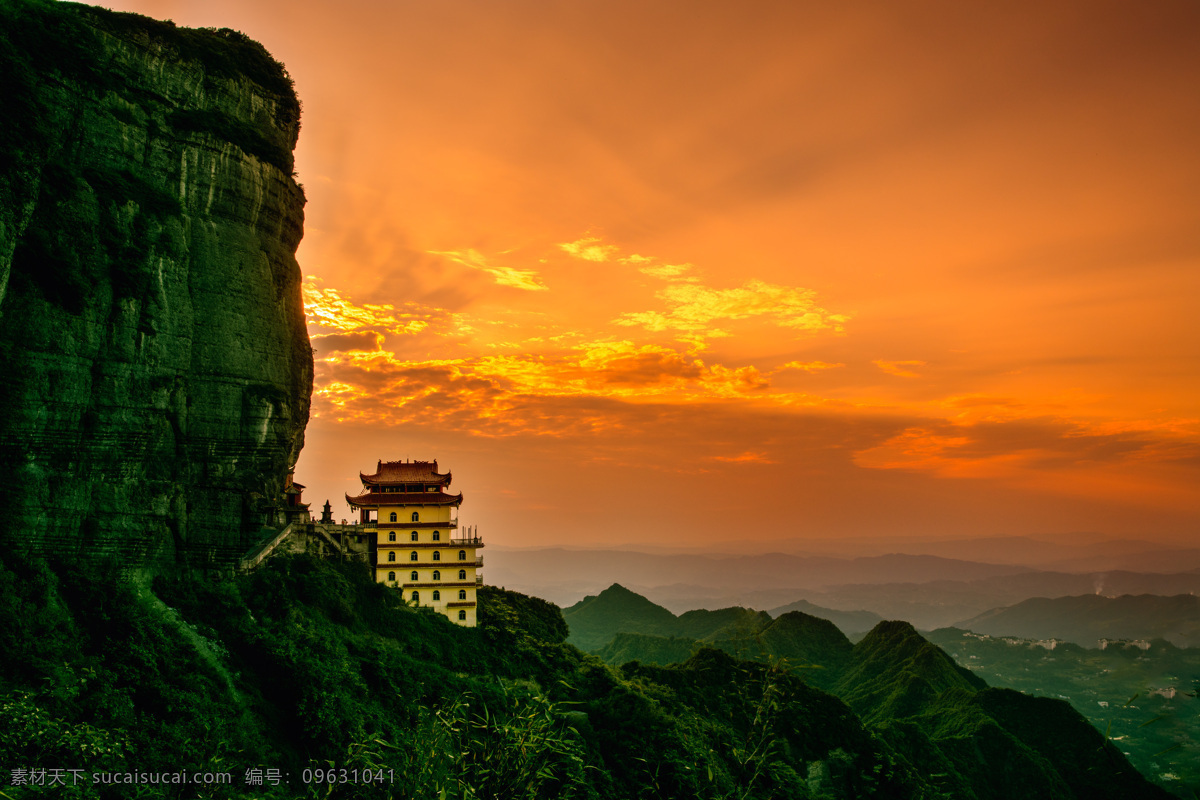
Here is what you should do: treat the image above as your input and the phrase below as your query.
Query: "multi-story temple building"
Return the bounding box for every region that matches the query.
[346,460,483,627]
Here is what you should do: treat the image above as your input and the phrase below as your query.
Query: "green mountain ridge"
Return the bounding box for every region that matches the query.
[563,581,875,653]
[568,583,1170,799]
[832,620,986,723]
[563,582,679,650]
[768,598,883,635]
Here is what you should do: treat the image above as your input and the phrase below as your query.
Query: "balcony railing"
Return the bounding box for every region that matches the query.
[399,581,480,589]
[450,536,484,546]
[380,542,472,549]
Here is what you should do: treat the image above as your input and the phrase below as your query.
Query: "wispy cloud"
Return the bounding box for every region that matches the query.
[559,235,619,262]
[638,263,697,281]
[782,360,845,373]
[873,359,926,378]
[711,451,777,464]
[428,249,549,291]
[852,417,1200,506]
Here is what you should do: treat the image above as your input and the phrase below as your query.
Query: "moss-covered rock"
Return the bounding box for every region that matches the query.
[0,0,311,571]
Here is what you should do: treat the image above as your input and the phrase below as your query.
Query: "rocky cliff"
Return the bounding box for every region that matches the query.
[0,0,312,570]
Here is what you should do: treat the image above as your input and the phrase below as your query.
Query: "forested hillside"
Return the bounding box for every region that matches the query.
[572,585,1174,799]
[929,628,1200,795]
[0,552,1171,799]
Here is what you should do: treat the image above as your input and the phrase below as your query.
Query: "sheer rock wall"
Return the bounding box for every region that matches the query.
[0,0,312,570]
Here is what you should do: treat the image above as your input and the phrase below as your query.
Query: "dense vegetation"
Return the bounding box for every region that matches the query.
[563,584,875,652]
[0,551,920,799]
[0,0,298,184]
[929,628,1200,796]
[571,585,1172,799]
[0,551,1173,799]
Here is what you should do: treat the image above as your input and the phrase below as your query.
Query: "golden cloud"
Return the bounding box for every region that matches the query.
[309,333,782,435]
[782,360,845,373]
[638,263,697,281]
[559,235,619,262]
[428,249,549,291]
[575,341,705,385]
[302,280,430,335]
[575,341,769,395]
[615,279,848,335]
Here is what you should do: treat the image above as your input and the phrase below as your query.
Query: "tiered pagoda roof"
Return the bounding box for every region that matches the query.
[346,489,463,508]
[360,459,452,487]
[348,459,462,509]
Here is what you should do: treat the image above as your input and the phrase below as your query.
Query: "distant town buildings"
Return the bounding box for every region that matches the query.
[958,631,1061,650]
[1098,638,1151,651]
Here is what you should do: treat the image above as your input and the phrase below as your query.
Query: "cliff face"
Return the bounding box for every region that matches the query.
[0,0,312,570]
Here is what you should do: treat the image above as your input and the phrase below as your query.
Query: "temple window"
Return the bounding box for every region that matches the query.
[458,569,466,580]
[432,531,440,541]
[458,550,466,561]
[389,512,397,522]
[433,570,441,581]
[411,591,419,602]
[432,551,441,561]
[458,589,467,600]
[387,551,395,562]
[411,512,419,522]
[387,571,395,582]
[410,531,418,541]
[433,590,441,601]
[388,531,396,542]
[410,551,418,561]
[458,610,467,620]
[410,570,418,581]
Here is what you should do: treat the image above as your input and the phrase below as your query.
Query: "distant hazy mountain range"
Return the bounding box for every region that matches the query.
[489,548,1031,608]
[491,548,1033,596]
[490,545,1200,629]
[954,594,1200,648]
[759,534,1200,574]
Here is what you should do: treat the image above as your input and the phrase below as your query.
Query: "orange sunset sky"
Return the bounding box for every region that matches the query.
[101,0,1200,549]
